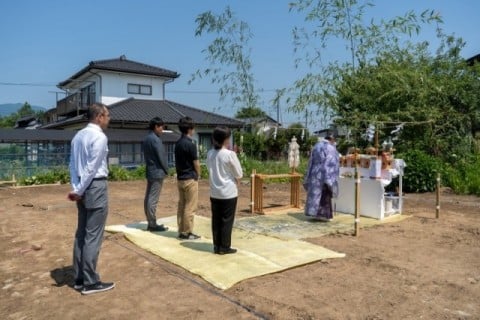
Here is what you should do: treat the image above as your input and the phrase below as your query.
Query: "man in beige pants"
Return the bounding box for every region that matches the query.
[174,117,201,240]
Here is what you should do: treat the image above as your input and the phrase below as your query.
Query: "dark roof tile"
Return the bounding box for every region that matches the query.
[41,99,244,129]
[58,55,179,87]
[108,98,244,127]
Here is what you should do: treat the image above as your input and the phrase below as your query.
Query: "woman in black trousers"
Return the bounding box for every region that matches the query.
[206,127,243,254]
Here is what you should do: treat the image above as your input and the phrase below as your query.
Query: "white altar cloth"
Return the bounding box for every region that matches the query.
[334,159,405,220]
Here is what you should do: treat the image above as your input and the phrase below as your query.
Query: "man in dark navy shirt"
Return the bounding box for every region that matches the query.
[174,117,201,240]
[142,117,169,232]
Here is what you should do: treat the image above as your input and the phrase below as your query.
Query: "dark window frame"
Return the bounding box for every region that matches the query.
[127,83,152,95]
[80,83,96,108]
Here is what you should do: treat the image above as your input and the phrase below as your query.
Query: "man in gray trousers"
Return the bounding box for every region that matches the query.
[142,117,169,232]
[68,103,115,295]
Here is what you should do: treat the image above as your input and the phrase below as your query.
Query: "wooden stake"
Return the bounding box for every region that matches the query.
[436,172,441,219]
[250,169,256,214]
[354,156,360,236]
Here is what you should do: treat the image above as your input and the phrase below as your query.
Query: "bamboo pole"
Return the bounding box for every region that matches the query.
[398,169,403,214]
[354,154,360,236]
[250,169,256,214]
[257,176,262,213]
[436,172,441,219]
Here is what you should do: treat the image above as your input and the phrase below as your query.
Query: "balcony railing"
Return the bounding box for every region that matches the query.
[56,93,88,116]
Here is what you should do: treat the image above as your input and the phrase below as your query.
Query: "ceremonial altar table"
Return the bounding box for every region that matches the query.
[333,160,405,220]
[250,170,302,214]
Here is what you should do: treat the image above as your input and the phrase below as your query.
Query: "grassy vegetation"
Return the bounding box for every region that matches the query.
[12,154,480,196]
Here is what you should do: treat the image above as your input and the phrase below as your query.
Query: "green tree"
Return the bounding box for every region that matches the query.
[0,102,41,128]
[17,102,35,117]
[0,114,17,128]
[233,130,267,159]
[283,0,442,119]
[191,6,260,111]
[235,106,266,118]
[333,36,480,158]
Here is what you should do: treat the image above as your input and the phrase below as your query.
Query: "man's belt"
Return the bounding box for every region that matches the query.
[77,177,108,181]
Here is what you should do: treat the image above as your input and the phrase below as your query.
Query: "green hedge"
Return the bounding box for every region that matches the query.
[442,154,480,195]
[394,150,480,195]
[19,167,70,185]
[14,154,480,196]
[398,150,442,193]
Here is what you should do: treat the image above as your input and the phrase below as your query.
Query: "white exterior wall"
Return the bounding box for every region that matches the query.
[99,72,166,104]
[63,71,167,105]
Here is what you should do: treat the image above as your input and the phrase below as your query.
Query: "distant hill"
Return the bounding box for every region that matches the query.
[0,103,46,117]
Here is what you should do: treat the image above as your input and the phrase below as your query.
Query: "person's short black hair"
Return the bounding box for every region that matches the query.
[149,117,164,130]
[178,116,194,134]
[87,103,108,121]
[212,126,231,150]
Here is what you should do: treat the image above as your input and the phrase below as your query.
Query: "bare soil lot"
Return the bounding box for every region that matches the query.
[1,179,479,320]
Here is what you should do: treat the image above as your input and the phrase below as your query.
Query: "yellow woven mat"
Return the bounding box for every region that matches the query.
[105,215,345,290]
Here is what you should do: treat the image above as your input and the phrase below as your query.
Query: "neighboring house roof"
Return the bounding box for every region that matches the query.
[40,114,86,129]
[241,116,281,126]
[0,128,180,143]
[108,98,244,127]
[313,128,335,136]
[14,115,38,128]
[42,98,244,129]
[58,55,179,87]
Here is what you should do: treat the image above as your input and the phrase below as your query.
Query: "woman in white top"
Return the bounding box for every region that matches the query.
[206,127,243,255]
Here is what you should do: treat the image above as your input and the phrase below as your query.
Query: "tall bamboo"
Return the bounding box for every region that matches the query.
[436,173,441,219]
[354,153,360,236]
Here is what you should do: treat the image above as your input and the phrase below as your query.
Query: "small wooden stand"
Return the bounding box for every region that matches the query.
[250,169,302,214]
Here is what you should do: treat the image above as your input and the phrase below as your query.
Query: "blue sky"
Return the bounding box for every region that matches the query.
[0,0,478,127]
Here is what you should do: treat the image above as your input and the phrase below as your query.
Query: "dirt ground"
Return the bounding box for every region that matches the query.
[0,178,479,320]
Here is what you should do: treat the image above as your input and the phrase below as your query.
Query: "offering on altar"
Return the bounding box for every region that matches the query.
[381,137,395,169]
[365,146,377,156]
[359,155,371,169]
[369,157,382,178]
[339,141,395,172]
[381,151,392,170]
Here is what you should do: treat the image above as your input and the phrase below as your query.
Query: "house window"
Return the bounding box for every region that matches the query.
[198,133,212,160]
[127,84,152,95]
[166,143,175,167]
[80,83,96,108]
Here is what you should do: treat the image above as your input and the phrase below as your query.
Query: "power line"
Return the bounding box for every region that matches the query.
[169,88,290,94]
[0,82,56,87]
[0,81,289,95]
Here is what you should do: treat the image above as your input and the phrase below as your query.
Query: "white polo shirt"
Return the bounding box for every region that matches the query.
[206,148,243,199]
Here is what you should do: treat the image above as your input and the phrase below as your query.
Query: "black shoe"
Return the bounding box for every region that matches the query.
[147,224,169,232]
[178,233,200,240]
[217,248,237,255]
[81,282,115,295]
[73,280,83,290]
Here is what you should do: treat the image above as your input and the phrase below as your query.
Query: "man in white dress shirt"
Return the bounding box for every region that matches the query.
[68,103,115,295]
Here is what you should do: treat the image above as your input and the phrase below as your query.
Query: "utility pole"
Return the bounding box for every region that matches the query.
[276,97,280,124]
[305,108,308,129]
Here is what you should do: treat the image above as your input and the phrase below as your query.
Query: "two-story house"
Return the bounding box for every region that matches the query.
[39,55,244,167]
